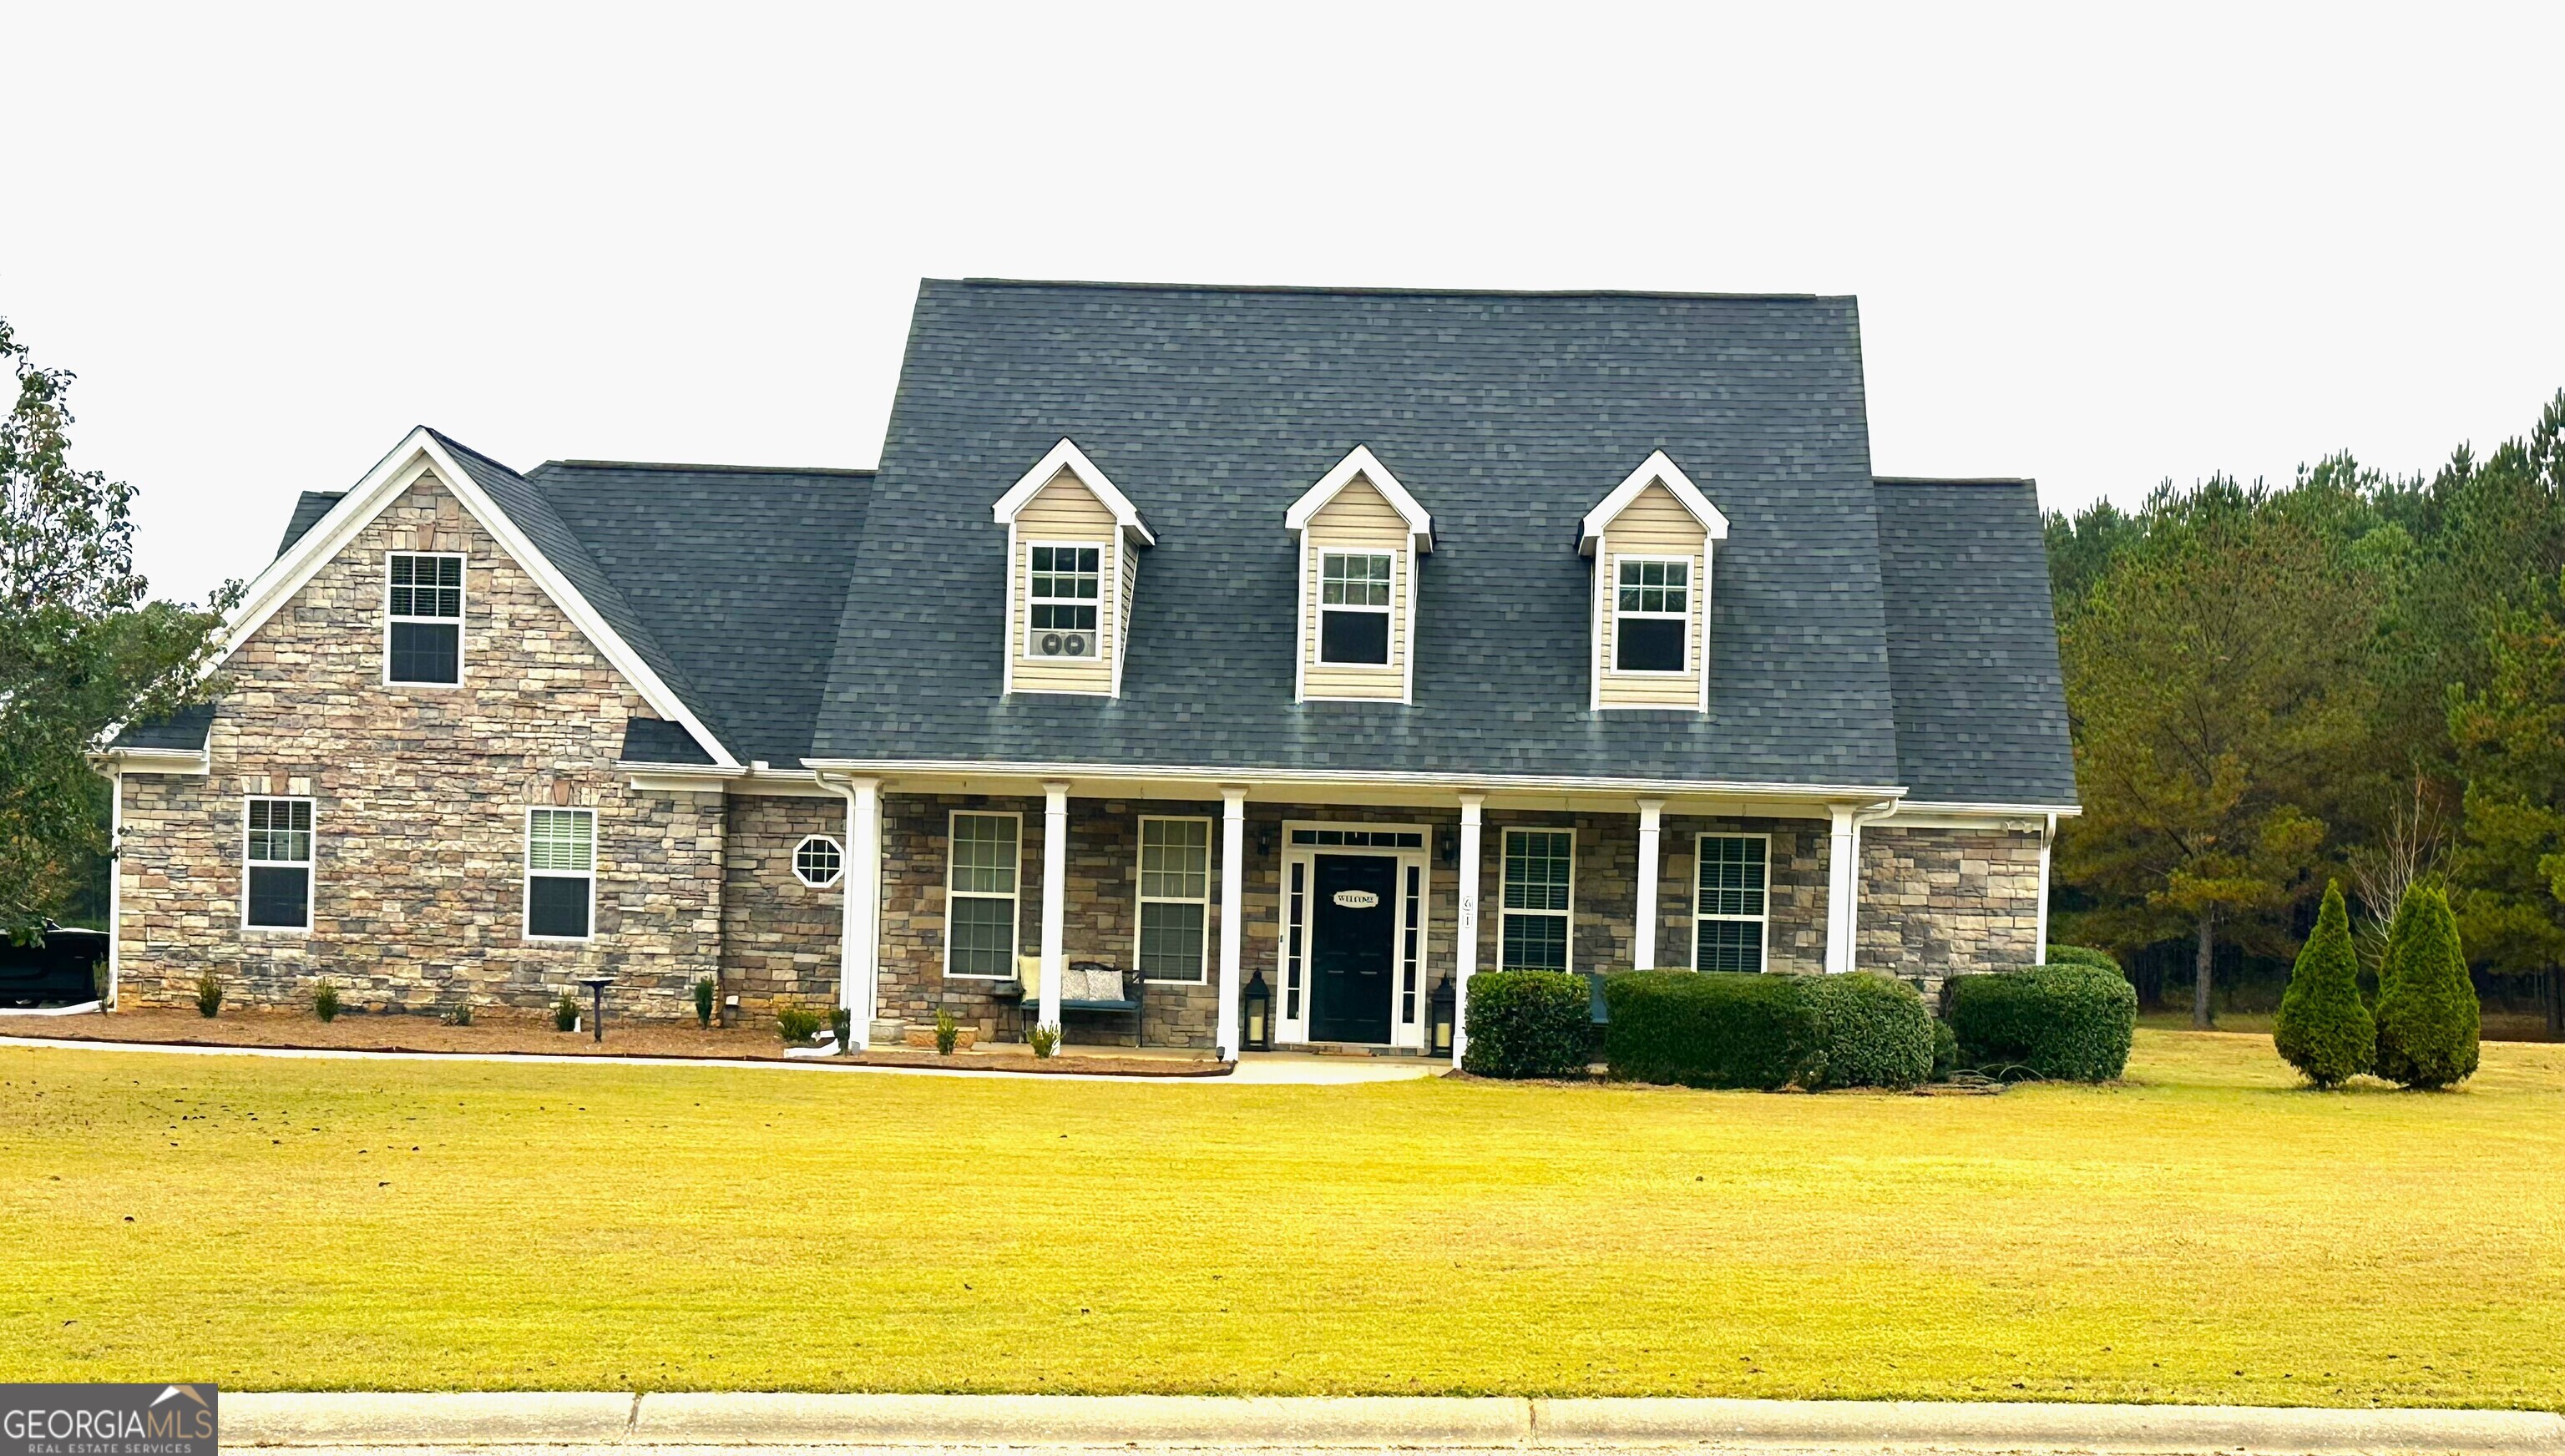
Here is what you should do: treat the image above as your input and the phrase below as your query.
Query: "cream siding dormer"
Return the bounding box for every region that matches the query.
[1581,451,1729,712]
[1286,447,1434,703]
[992,438,1155,696]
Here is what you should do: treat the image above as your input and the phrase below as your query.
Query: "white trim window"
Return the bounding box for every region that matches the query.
[946,811,1021,978]
[1693,833,1770,973]
[1613,556,1691,674]
[243,796,314,931]
[1136,816,1212,983]
[1026,543,1102,660]
[792,834,844,887]
[1318,551,1394,665]
[525,807,597,942]
[1500,827,1574,971]
[385,552,464,685]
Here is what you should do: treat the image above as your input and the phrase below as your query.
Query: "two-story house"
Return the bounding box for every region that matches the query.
[98,280,2078,1063]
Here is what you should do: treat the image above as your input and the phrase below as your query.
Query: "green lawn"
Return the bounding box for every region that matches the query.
[3,1032,2559,1408]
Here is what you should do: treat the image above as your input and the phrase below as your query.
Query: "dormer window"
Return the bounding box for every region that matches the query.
[1288,447,1433,703]
[990,438,1154,696]
[385,552,463,685]
[1318,551,1394,665]
[1581,451,1728,712]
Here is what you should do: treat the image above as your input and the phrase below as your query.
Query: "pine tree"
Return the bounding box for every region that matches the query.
[2373,886,2482,1089]
[2273,881,2374,1087]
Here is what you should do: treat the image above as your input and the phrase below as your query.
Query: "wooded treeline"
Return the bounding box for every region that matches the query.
[2048,392,2565,1031]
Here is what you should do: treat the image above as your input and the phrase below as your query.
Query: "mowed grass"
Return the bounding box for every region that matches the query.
[2,1032,2559,1408]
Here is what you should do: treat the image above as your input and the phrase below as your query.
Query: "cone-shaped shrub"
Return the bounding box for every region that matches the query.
[2372,886,2480,1089]
[2273,881,2372,1087]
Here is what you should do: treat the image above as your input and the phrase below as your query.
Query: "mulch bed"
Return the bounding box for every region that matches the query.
[0,1007,1227,1077]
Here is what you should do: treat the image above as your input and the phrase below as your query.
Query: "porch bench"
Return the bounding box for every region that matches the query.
[995,958,1146,1047]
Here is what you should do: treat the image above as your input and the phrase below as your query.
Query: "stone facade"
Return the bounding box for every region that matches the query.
[721,794,845,1015]
[114,470,725,1020]
[1856,824,2046,994]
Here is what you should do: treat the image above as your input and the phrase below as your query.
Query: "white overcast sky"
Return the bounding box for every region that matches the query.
[5,3,2560,605]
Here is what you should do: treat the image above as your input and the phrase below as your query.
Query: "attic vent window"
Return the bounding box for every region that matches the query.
[1318,552,1393,665]
[385,552,463,685]
[1027,544,1100,658]
[1615,558,1690,672]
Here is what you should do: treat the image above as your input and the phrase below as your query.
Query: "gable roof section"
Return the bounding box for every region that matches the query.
[1578,450,1728,555]
[526,458,875,767]
[1871,478,2078,807]
[1285,445,1433,550]
[812,280,1901,787]
[276,492,346,556]
[108,700,216,752]
[221,427,741,767]
[990,437,1154,544]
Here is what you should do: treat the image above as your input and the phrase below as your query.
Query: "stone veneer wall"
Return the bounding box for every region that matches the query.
[1470,811,1829,976]
[114,469,725,1019]
[720,795,844,1014]
[1856,824,2045,993]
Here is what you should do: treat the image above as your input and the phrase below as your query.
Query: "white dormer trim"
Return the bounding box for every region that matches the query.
[1578,450,1728,556]
[991,437,1156,546]
[215,427,740,767]
[1285,446,1434,552]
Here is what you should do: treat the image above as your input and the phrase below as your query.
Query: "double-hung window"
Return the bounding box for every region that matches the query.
[386,553,463,685]
[1318,551,1394,665]
[525,808,596,941]
[244,797,314,930]
[946,811,1021,978]
[1500,828,1574,970]
[1615,557,1690,673]
[1694,833,1769,972]
[1026,544,1100,659]
[1136,816,1211,983]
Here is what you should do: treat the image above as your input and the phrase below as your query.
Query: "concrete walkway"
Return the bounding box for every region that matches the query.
[217,1393,2565,1453]
[0,1035,1438,1084]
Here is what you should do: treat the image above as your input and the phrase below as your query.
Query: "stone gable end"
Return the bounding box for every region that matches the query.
[115,468,726,1018]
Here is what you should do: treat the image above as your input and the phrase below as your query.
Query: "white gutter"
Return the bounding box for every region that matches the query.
[800,756,1909,804]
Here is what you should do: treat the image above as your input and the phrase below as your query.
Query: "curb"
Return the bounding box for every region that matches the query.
[217,1392,2565,1452]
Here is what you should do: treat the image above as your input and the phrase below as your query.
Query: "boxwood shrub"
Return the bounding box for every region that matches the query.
[1601,971,1820,1089]
[1947,963,2138,1081]
[1462,970,1592,1079]
[2042,943,2122,974]
[1804,973,1935,1089]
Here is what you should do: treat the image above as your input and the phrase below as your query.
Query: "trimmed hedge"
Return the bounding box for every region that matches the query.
[2374,886,2480,1089]
[2274,881,2373,1088]
[1947,963,2137,1082]
[1461,970,1591,1079]
[2044,943,2122,974]
[1804,973,1935,1090]
[1601,971,1819,1089]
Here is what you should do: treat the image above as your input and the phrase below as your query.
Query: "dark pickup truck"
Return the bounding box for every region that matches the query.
[0,926,108,1007]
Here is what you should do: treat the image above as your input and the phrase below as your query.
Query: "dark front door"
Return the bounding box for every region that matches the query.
[1309,853,1398,1044]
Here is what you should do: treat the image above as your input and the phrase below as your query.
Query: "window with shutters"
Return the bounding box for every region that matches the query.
[524,807,596,941]
[1500,828,1574,971]
[385,552,463,685]
[1136,816,1211,983]
[945,811,1021,978]
[243,796,314,931]
[1692,833,1769,973]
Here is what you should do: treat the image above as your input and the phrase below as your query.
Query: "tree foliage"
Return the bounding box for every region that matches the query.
[2373,886,2481,1089]
[2273,882,2372,1088]
[0,316,237,941]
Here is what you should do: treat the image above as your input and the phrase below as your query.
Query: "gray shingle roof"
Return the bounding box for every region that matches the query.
[1872,479,2077,806]
[277,492,345,556]
[810,279,1913,787]
[618,715,716,766]
[109,701,215,751]
[527,459,874,767]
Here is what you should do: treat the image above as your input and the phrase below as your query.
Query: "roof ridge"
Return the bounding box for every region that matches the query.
[537,458,878,478]
[943,276,1839,303]
[1874,476,2036,488]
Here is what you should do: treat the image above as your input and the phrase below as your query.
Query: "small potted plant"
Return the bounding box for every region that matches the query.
[934,1009,961,1055]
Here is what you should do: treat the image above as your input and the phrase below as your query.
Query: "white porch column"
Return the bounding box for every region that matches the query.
[838,776,883,1047]
[105,770,123,1010]
[2035,811,2057,963]
[1824,803,1860,974]
[1039,780,1070,1030]
[1453,793,1485,1068]
[1632,797,1665,971]
[1216,786,1248,1060]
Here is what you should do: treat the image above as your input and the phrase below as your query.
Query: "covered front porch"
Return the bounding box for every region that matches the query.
[804,767,1938,1064]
